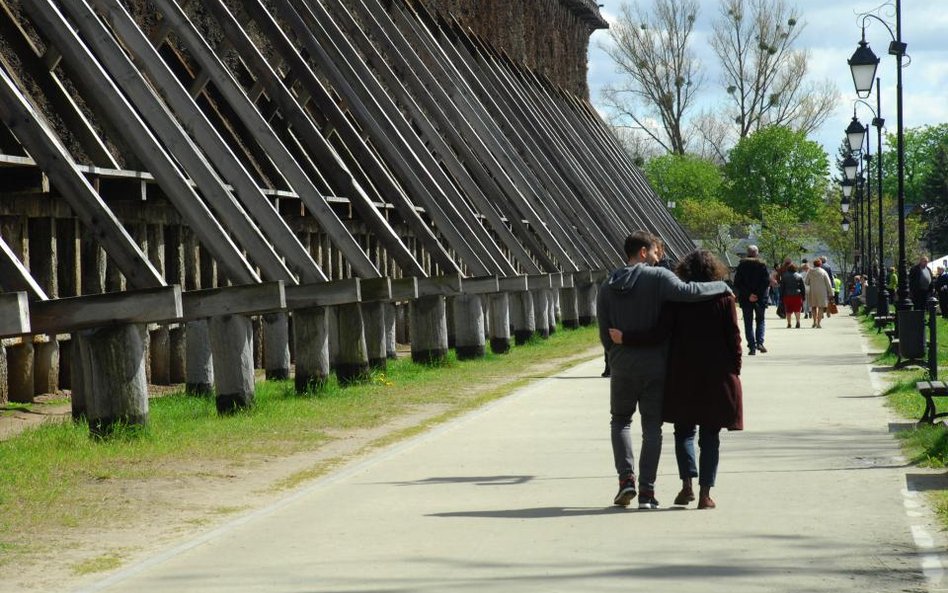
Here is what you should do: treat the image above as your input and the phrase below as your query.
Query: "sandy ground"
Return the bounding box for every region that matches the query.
[0,346,602,593]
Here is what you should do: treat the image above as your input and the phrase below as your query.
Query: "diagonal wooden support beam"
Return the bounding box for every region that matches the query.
[46,0,315,283]
[17,0,260,285]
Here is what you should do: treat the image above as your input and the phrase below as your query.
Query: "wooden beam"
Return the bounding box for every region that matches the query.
[0,234,48,300]
[29,286,182,334]
[284,278,360,308]
[182,281,285,320]
[0,292,30,337]
[417,274,463,297]
[18,0,260,285]
[461,275,499,295]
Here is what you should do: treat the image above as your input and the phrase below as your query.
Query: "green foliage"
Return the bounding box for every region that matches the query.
[643,153,724,214]
[756,203,805,266]
[723,125,829,221]
[920,134,948,254]
[880,123,948,207]
[678,198,748,259]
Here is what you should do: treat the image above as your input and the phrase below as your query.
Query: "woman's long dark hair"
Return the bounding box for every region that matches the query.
[675,249,729,283]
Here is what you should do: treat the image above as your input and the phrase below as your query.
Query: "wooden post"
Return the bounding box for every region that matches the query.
[208,314,255,414]
[6,340,34,403]
[547,289,558,335]
[74,323,149,437]
[577,283,598,326]
[58,336,72,390]
[168,325,186,384]
[410,295,448,364]
[395,303,409,344]
[335,303,369,384]
[532,290,550,339]
[384,302,397,360]
[453,293,485,360]
[560,287,579,329]
[185,319,214,395]
[488,293,511,354]
[33,337,59,396]
[0,342,8,405]
[445,296,457,349]
[513,291,536,345]
[327,306,340,369]
[149,326,171,385]
[293,307,330,393]
[263,312,291,380]
[362,302,387,370]
[251,316,264,370]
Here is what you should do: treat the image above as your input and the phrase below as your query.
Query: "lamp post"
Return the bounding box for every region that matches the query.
[849,1,908,310]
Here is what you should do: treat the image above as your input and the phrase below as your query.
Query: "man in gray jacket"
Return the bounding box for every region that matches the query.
[598,231,731,509]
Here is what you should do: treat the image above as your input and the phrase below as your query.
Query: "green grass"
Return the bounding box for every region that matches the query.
[0,325,600,565]
[856,310,948,523]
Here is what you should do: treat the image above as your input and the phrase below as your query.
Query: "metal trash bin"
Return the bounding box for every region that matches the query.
[898,309,926,360]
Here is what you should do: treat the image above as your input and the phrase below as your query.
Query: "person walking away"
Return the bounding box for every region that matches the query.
[819,257,834,313]
[909,256,933,311]
[886,266,898,299]
[833,275,842,306]
[597,232,730,510]
[804,259,833,328]
[935,267,948,318]
[800,259,811,318]
[733,245,770,355]
[608,250,743,510]
[780,263,805,328]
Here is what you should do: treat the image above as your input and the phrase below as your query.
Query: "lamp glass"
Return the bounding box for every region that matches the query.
[842,180,854,198]
[848,40,880,98]
[843,155,859,181]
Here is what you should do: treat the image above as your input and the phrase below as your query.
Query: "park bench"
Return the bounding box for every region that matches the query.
[875,314,896,332]
[916,381,948,424]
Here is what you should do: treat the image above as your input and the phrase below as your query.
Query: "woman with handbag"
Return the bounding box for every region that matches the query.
[804,259,834,328]
[779,263,805,328]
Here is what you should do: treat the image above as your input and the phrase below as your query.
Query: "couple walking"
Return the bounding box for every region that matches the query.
[597,232,743,510]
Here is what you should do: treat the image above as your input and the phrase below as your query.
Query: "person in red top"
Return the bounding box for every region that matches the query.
[609,249,743,509]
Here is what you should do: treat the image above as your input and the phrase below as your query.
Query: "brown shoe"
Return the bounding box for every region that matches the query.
[673,487,695,506]
[698,496,716,509]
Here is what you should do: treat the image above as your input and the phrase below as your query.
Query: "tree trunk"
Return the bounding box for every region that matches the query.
[209,315,255,413]
[335,303,369,384]
[75,324,149,437]
[293,307,330,393]
[263,312,291,380]
[488,293,511,354]
[410,295,448,364]
[453,294,485,360]
[186,320,214,395]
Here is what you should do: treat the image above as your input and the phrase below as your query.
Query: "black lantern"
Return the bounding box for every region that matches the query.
[842,217,851,232]
[848,36,880,98]
[846,116,867,154]
[841,178,855,198]
[843,154,859,181]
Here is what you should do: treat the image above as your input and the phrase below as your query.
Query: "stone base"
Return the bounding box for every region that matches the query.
[265,368,290,381]
[455,345,485,360]
[412,348,447,365]
[336,363,370,386]
[186,382,214,396]
[295,373,327,394]
[490,338,510,354]
[216,392,253,415]
[89,413,149,439]
[514,330,533,345]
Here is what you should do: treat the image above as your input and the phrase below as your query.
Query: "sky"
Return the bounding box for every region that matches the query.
[587,0,948,159]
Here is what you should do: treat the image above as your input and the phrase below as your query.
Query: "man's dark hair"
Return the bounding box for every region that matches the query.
[623,231,655,260]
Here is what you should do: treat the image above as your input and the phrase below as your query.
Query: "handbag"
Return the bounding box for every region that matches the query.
[776,301,786,318]
[828,301,838,315]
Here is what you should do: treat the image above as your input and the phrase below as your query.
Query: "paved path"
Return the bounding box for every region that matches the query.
[75,310,946,593]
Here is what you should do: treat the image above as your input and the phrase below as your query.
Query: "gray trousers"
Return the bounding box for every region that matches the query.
[609,347,665,494]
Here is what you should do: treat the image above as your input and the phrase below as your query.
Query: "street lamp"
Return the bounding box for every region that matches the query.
[846,115,867,154]
[849,1,909,310]
[841,197,851,214]
[842,154,859,181]
[842,217,851,232]
[841,178,855,199]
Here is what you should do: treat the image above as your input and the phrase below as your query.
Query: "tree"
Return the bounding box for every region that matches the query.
[708,0,838,146]
[722,125,829,221]
[643,153,724,214]
[600,0,702,155]
[807,188,854,279]
[756,204,805,267]
[919,136,948,254]
[880,124,948,207]
[678,198,749,260]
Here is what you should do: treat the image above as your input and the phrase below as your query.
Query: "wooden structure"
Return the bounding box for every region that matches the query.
[0,0,692,431]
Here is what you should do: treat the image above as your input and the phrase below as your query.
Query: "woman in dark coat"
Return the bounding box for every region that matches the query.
[609,249,743,509]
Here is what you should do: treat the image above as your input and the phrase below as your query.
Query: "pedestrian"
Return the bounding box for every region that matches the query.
[800,259,811,318]
[597,232,730,510]
[887,266,898,298]
[780,262,805,328]
[608,249,743,510]
[908,256,933,310]
[654,237,672,270]
[820,257,834,316]
[804,258,834,328]
[935,267,948,318]
[733,245,770,355]
[833,275,842,306]
[848,275,864,311]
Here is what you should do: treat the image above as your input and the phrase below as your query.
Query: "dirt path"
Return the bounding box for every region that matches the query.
[3,346,601,593]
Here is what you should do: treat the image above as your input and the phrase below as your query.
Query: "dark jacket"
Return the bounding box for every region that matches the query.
[597,264,730,372]
[909,264,933,293]
[622,294,743,430]
[779,270,805,297]
[733,257,770,307]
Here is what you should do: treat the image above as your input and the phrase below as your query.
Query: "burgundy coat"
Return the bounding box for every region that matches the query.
[623,293,743,430]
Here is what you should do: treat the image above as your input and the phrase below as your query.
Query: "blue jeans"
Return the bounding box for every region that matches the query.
[674,424,721,487]
[741,302,766,351]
